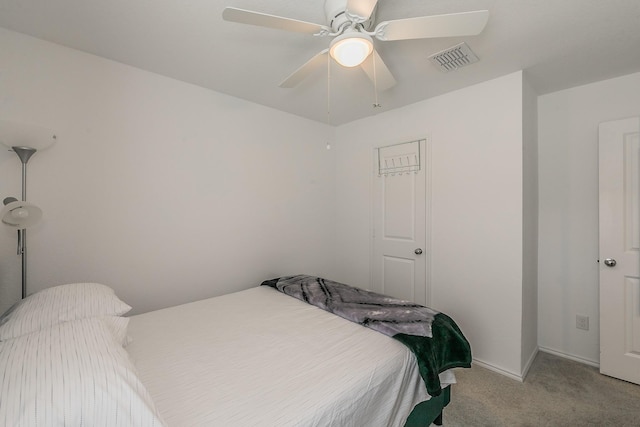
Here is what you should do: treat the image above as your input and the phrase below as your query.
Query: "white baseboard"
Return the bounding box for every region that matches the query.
[537,346,600,368]
[471,346,598,383]
[471,358,524,382]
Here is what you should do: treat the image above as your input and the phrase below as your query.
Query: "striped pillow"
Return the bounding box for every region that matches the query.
[0,316,166,426]
[0,282,131,341]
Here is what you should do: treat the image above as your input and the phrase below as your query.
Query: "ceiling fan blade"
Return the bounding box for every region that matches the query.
[361,50,396,91]
[223,7,329,35]
[346,0,379,21]
[375,10,489,41]
[279,49,329,88]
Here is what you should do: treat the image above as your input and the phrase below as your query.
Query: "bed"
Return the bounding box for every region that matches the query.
[0,275,471,427]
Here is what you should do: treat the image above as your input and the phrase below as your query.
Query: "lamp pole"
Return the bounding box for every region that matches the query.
[0,120,56,300]
[12,146,37,299]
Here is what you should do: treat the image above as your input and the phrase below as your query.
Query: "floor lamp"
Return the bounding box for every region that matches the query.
[0,120,56,299]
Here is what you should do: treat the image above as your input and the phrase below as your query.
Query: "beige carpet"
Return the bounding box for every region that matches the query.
[443,351,640,426]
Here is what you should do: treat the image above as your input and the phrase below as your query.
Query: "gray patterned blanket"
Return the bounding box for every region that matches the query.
[262,275,472,396]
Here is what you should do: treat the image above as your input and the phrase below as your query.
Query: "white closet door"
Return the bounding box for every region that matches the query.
[599,117,640,385]
[372,139,429,305]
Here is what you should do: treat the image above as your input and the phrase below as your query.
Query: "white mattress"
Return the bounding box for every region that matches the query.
[126,286,455,427]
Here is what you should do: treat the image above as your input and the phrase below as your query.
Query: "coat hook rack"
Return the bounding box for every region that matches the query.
[377,140,421,177]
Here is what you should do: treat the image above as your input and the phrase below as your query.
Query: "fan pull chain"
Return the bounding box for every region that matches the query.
[372,53,381,109]
[326,54,332,150]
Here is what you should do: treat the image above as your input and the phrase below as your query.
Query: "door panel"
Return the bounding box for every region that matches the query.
[372,139,428,305]
[599,117,640,385]
[383,255,416,301]
[383,174,415,239]
[624,278,640,355]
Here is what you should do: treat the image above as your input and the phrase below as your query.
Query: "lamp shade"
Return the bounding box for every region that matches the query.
[0,120,57,151]
[1,200,42,228]
[329,32,374,67]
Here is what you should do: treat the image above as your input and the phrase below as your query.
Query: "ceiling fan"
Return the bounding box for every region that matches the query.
[222,0,489,90]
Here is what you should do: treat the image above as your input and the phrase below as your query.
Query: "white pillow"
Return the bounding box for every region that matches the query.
[0,282,131,341]
[97,315,131,347]
[0,316,166,427]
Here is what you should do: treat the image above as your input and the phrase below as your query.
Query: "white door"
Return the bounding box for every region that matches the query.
[599,117,640,385]
[372,139,428,305]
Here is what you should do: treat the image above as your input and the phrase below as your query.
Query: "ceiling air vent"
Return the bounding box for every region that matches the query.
[428,42,479,72]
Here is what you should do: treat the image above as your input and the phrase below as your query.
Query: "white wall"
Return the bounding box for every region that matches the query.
[334,71,527,377]
[0,28,335,315]
[538,71,640,364]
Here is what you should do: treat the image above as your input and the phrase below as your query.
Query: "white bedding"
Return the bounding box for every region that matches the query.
[126,286,455,427]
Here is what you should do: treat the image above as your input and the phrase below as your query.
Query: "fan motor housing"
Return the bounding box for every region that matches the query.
[325,0,376,32]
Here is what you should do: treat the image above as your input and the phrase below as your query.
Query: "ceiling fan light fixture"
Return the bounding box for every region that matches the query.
[329,32,373,67]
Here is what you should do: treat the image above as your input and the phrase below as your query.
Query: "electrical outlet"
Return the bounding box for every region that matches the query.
[576,315,589,331]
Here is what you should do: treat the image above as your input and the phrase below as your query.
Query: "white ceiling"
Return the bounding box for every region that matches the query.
[0,0,639,125]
